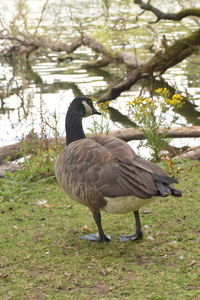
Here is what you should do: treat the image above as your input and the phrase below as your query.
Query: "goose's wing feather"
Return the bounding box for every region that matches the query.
[55,136,163,211]
[91,135,159,198]
[91,135,167,175]
[91,135,181,198]
[55,138,118,208]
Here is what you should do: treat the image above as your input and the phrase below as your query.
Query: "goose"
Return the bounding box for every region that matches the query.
[55,96,182,242]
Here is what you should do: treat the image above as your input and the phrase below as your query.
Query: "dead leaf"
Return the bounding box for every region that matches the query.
[23,212,30,217]
[66,205,72,209]
[82,225,93,233]
[100,267,114,276]
[12,225,18,229]
[186,260,197,267]
[40,203,56,208]
[0,274,8,279]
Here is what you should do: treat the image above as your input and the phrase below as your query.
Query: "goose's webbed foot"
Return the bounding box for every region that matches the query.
[119,231,143,242]
[80,211,111,242]
[80,233,111,242]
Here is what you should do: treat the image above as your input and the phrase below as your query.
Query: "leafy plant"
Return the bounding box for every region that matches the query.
[88,99,111,135]
[128,88,185,161]
[0,148,58,203]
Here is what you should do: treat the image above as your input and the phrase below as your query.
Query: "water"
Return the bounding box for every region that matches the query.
[0,0,200,151]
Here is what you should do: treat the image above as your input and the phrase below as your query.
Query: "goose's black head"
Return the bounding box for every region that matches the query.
[65,97,101,145]
[69,96,101,118]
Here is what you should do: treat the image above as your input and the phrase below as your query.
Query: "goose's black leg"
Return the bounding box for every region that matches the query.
[80,212,111,242]
[119,210,143,242]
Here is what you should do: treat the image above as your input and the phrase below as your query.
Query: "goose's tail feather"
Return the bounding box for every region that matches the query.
[152,173,182,198]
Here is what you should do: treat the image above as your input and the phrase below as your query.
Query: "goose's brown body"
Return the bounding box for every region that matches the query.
[55,96,182,242]
[55,134,169,213]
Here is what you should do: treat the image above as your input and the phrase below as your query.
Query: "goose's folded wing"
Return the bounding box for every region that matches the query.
[91,135,136,163]
[57,138,158,201]
[91,135,167,175]
[97,163,158,199]
[91,135,180,197]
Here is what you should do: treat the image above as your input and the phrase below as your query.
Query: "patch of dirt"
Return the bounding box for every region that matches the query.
[88,282,113,294]
[24,287,46,300]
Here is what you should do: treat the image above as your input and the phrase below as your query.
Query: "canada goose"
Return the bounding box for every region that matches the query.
[55,96,182,242]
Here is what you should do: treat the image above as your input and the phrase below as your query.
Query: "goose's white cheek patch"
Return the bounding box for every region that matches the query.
[82,101,93,117]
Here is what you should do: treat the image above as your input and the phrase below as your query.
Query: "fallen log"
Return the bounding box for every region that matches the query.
[0,161,22,178]
[173,146,200,160]
[108,126,200,142]
[0,142,22,163]
[0,126,199,163]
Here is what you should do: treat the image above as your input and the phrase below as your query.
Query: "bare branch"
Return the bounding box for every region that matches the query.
[99,29,200,101]
[1,28,200,100]
[33,0,49,36]
[134,0,200,22]
[83,57,112,68]
[0,32,142,70]
[0,34,82,56]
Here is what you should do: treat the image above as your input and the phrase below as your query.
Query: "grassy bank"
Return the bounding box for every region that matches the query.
[0,157,199,300]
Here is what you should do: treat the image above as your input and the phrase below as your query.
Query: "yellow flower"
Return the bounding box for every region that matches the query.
[139,106,146,112]
[164,94,184,107]
[165,98,172,105]
[128,98,143,107]
[134,98,143,105]
[97,101,110,112]
[155,88,171,98]
[128,100,135,106]
[172,94,183,100]
[144,98,152,104]
[171,94,184,105]
[155,88,163,94]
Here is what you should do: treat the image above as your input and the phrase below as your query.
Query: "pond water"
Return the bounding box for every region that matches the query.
[0,0,200,155]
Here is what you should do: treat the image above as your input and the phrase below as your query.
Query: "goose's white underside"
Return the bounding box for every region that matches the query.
[103,196,155,214]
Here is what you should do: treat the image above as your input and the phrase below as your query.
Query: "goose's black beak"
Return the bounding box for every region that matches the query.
[92,107,101,115]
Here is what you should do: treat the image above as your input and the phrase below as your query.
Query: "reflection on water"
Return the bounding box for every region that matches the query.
[0,0,200,148]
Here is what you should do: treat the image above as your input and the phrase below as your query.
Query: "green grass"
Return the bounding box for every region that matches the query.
[0,159,199,299]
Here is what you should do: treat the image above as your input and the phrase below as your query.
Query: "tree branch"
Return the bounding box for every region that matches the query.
[0,35,83,57]
[134,0,200,22]
[99,29,200,101]
[0,33,141,70]
[1,28,200,102]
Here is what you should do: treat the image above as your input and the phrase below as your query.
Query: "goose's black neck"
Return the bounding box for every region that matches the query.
[65,109,85,145]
